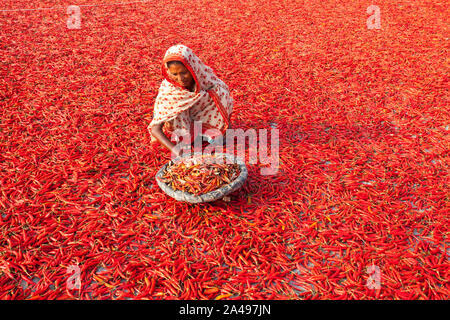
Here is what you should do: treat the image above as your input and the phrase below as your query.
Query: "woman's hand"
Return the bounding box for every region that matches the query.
[170,146,181,157]
[151,123,177,153]
[151,123,192,158]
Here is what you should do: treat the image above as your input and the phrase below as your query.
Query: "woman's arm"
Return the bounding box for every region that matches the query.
[150,123,180,156]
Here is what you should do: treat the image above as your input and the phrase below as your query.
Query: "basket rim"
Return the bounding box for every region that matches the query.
[155,152,248,203]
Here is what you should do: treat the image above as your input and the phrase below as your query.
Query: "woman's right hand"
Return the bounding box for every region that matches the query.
[170,146,181,158]
[151,123,177,153]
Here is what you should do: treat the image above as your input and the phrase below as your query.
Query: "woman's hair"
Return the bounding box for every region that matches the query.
[166,60,184,68]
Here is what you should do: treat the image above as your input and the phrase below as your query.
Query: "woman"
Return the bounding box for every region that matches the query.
[148,44,233,156]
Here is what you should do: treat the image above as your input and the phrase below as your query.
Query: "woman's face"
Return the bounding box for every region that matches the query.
[167,62,194,90]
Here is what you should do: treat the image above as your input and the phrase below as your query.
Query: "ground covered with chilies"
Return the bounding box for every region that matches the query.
[0,0,448,300]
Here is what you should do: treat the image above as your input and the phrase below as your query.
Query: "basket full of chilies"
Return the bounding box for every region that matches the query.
[155,152,248,203]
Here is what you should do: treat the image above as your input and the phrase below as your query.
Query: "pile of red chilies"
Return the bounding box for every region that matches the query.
[159,156,240,195]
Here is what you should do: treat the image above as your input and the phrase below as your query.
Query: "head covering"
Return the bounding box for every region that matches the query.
[149,44,233,143]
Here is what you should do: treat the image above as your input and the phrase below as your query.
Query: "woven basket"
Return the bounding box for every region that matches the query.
[155,152,248,203]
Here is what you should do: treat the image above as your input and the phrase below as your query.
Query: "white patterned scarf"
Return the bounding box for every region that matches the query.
[149,44,233,143]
